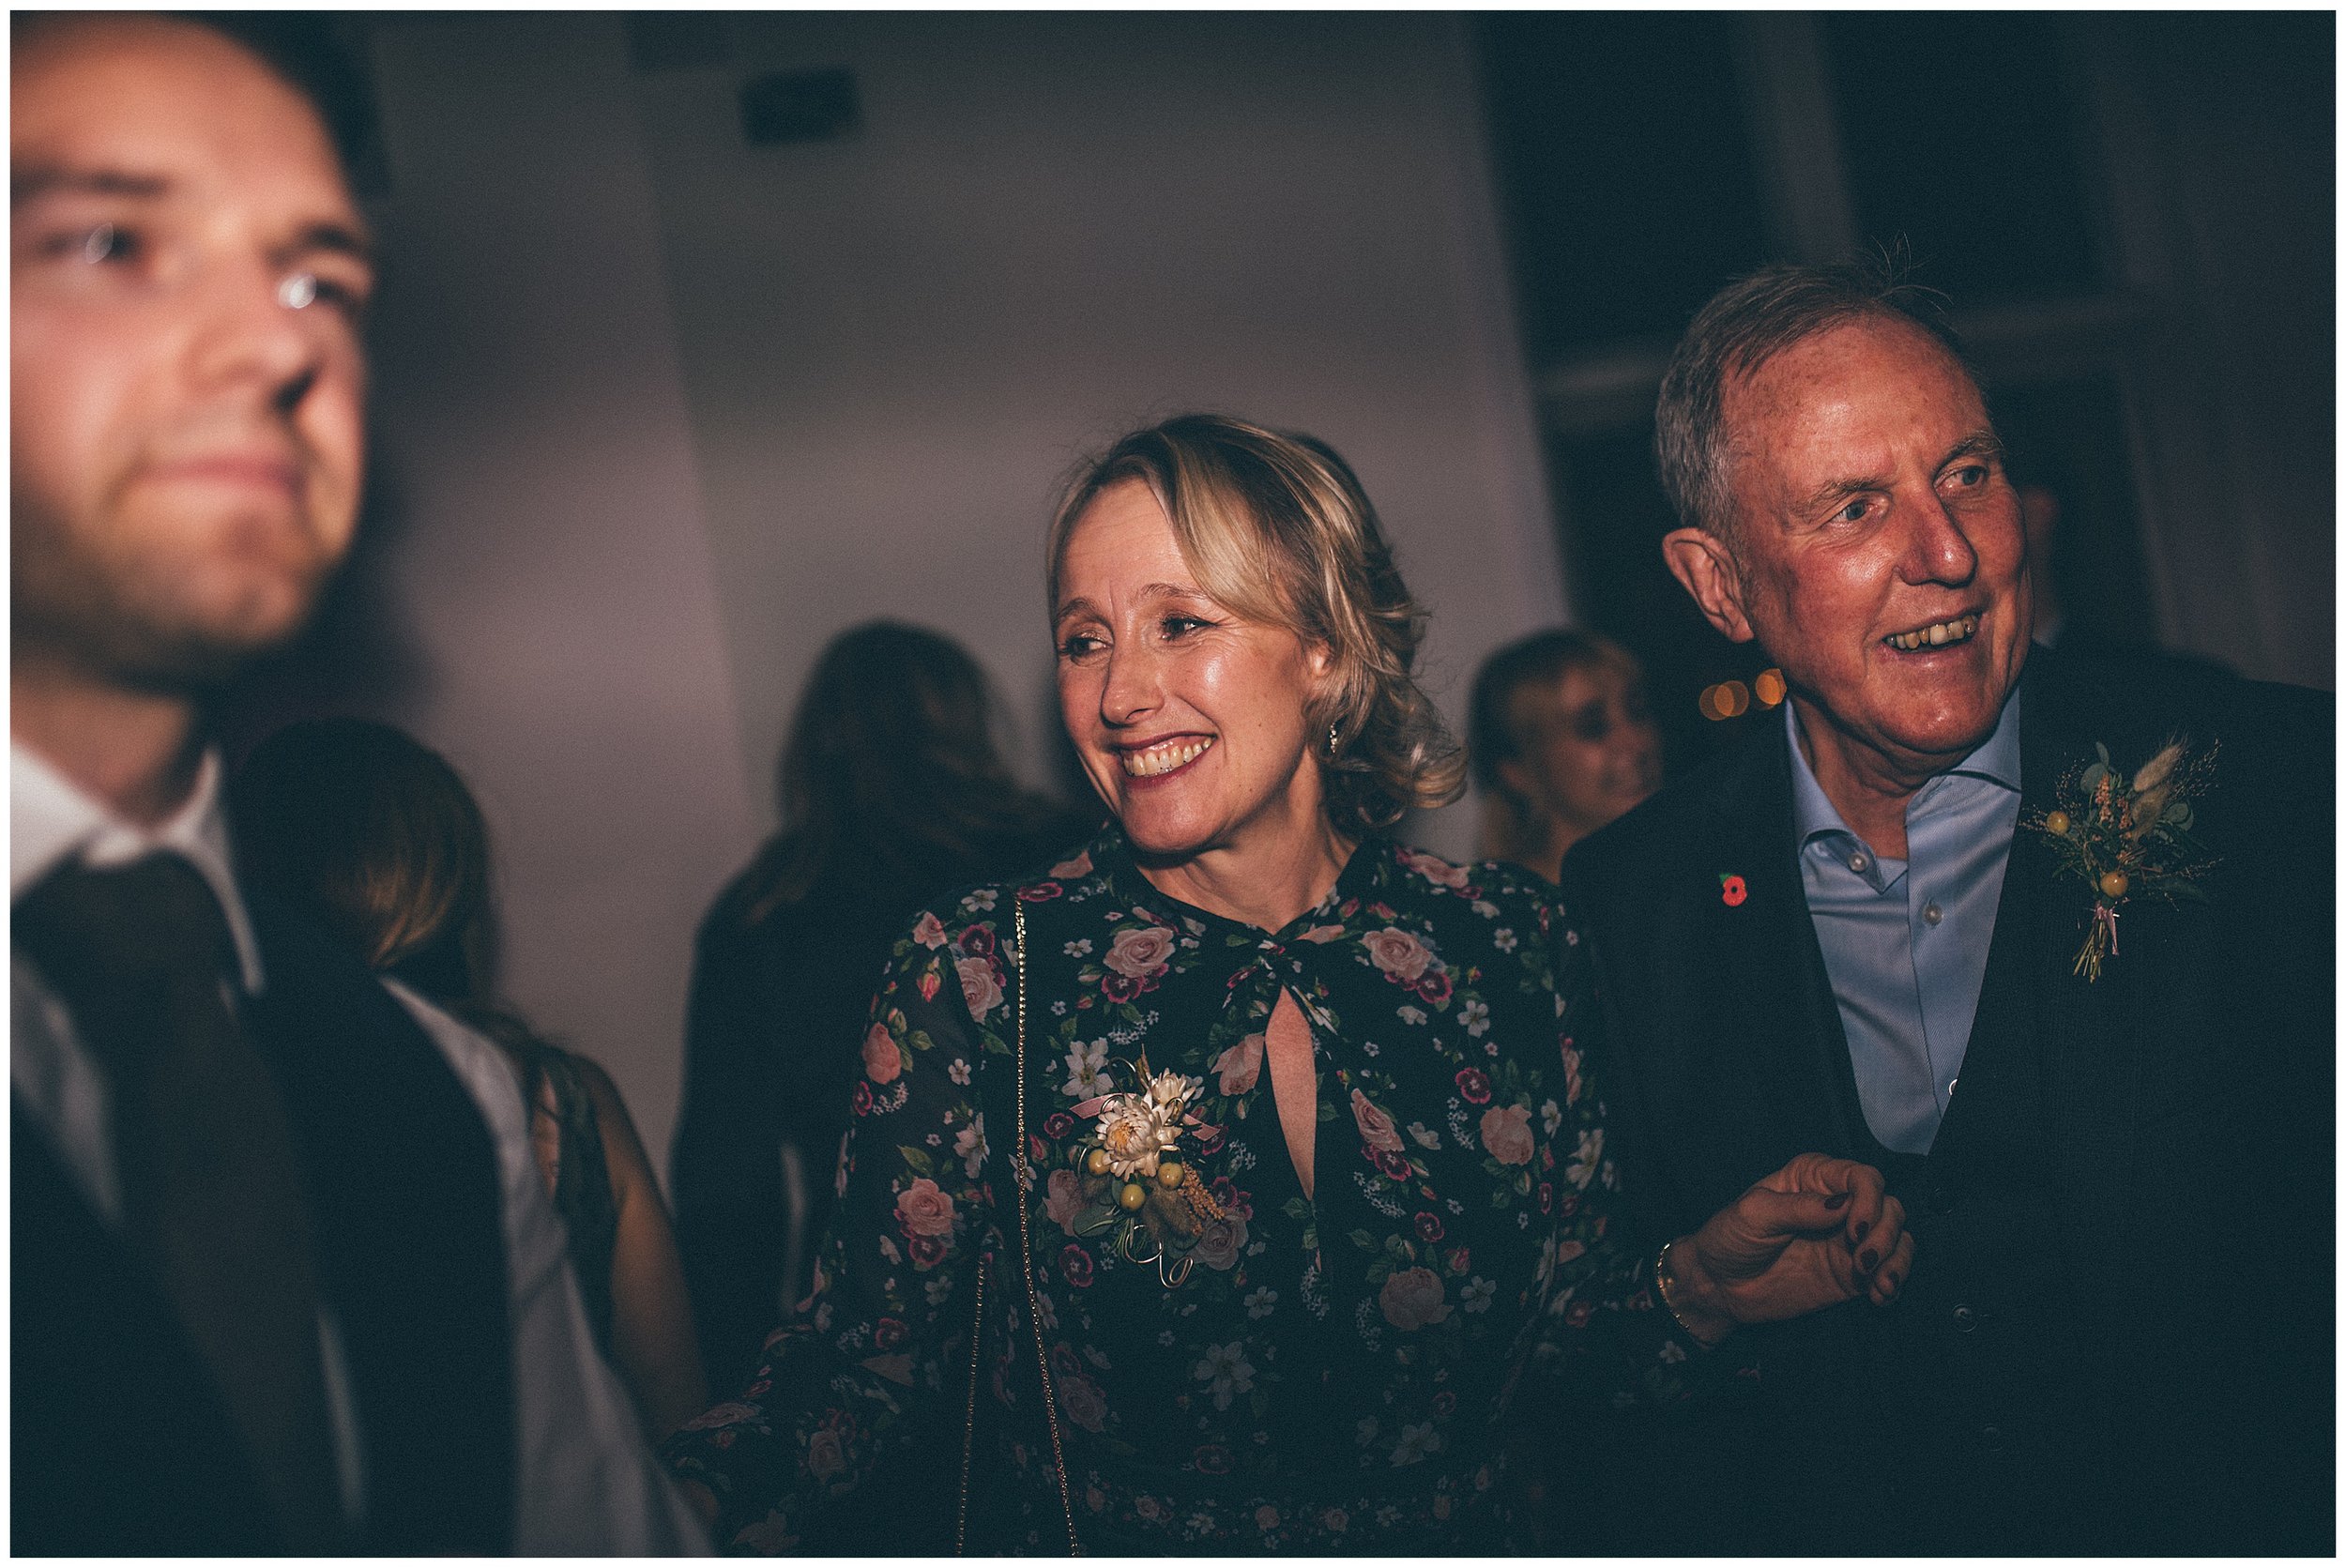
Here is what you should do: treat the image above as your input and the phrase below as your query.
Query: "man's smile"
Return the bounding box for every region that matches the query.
[1882,613,1980,653]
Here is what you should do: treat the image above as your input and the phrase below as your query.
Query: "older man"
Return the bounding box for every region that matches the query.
[10,16,700,1552]
[1561,263,2331,1554]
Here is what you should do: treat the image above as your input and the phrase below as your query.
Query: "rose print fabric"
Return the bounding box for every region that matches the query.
[663,826,1703,1553]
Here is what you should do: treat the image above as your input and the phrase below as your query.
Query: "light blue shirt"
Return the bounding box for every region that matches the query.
[1788,693,2022,1155]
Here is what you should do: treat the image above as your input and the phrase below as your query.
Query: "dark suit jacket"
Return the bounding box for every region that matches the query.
[12,889,515,1554]
[1561,647,2333,1554]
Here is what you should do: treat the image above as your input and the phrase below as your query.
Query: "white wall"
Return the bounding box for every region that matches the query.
[363,15,759,1177]
[632,10,1563,851]
[355,13,1562,1180]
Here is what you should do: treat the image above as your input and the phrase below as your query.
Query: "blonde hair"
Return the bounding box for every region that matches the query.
[1047,413,1464,832]
[1467,627,1647,865]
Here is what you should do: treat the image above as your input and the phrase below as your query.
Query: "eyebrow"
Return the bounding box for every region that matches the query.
[1797,471,1889,516]
[286,218,376,269]
[1941,430,2006,469]
[11,164,170,206]
[1053,583,1212,621]
[1794,430,2008,515]
[11,161,374,266]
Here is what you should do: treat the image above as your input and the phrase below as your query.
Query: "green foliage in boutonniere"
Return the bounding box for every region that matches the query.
[2022,737,2219,982]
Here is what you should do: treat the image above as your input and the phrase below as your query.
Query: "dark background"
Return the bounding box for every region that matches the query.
[1476,10,2333,769]
[221,11,2335,1180]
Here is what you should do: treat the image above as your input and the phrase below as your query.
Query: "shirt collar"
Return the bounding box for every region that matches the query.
[1786,685,2023,848]
[11,739,267,994]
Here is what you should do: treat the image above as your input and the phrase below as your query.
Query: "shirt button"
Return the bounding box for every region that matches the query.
[1979,1424,2006,1454]
[1848,851,1870,873]
[1953,1304,1978,1332]
[1923,902,1942,926]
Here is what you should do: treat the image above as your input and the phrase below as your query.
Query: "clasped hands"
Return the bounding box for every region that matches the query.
[1661,1153,1912,1346]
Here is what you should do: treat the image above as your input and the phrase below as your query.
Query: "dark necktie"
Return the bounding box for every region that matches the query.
[15,853,345,1552]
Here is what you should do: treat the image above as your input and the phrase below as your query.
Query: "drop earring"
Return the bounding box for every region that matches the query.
[1325,723,1341,759]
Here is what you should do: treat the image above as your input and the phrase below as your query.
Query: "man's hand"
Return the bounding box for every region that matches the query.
[1665,1153,1912,1343]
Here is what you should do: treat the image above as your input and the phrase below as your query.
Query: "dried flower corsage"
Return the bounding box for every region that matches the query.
[1067,1054,1225,1286]
[2023,737,2218,982]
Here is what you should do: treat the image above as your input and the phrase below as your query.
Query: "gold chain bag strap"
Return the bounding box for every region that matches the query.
[956,898,1083,1554]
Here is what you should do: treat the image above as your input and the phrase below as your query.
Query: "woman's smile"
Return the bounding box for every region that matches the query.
[1118,735,1216,780]
[1053,479,1331,871]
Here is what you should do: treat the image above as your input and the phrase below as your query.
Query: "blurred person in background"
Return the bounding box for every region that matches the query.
[1468,629,1663,883]
[231,717,708,1443]
[11,13,696,1551]
[672,621,1094,1393]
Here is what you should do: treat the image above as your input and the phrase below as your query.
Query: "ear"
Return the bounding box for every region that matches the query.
[1661,528,1757,645]
[1302,638,1339,704]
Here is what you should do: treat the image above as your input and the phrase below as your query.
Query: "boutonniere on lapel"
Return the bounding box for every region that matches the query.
[1068,1055,1226,1286]
[1718,874,1748,907]
[2023,737,2218,982]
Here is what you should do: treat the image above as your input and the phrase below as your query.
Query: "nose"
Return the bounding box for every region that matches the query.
[1901,492,1980,587]
[1098,640,1164,729]
[190,258,327,413]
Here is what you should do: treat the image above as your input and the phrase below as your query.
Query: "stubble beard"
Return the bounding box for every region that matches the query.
[10,509,336,698]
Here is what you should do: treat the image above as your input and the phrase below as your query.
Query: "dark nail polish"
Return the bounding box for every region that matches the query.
[1859,1248,1879,1272]
[1852,1219,1870,1244]
[1824,1192,1851,1210]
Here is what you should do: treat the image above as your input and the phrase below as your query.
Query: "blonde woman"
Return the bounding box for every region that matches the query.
[666,416,1909,1552]
[1469,629,1663,883]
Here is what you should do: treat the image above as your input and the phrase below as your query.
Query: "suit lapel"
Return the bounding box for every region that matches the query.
[1700,726,1860,1162]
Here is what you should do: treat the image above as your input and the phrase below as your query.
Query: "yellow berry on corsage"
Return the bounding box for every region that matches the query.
[1066,1054,1225,1286]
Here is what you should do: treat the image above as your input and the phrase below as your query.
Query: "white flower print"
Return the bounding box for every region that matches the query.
[1407,1120,1443,1150]
[961,888,998,912]
[1492,926,1517,953]
[1391,1422,1441,1467]
[1460,998,1490,1037]
[1540,1097,1561,1135]
[949,1058,972,1086]
[1471,899,1501,920]
[1397,1005,1428,1027]
[953,1113,987,1179]
[1567,1127,1606,1190]
[1461,1275,1497,1314]
[1063,937,1093,957]
[1243,1286,1278,1319]
[1061,1039,1111,1099]
[1193,1341,1256,1410]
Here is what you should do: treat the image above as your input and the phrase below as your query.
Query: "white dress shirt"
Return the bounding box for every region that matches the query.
[10,739,708,1554]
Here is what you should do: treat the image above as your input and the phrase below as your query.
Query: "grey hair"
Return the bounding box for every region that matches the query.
[1653,255,1976,551]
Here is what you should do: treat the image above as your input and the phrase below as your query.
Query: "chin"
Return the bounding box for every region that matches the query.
[1117,813,1216,865]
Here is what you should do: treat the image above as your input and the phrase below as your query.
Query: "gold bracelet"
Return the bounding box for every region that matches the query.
[1655,1238,1725,1347]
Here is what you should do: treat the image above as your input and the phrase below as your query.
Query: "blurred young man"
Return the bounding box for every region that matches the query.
[11,16,701,1551]
[1562,261,2332,1554]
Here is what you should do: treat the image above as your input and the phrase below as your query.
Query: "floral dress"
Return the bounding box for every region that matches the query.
[663,825,1703,1553]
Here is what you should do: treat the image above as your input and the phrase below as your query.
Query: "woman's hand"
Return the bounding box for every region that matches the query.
[1662,1153,1912,1344]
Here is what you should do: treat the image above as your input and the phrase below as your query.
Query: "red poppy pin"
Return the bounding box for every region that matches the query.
[1719,874,1748,907]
